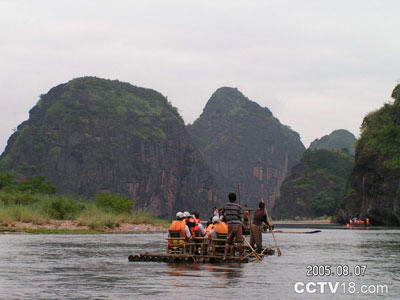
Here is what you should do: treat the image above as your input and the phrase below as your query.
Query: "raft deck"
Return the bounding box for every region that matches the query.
[129,248,274,264]
[129,253,250,263]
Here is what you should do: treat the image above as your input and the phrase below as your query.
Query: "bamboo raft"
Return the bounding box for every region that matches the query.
[128,227,277,264]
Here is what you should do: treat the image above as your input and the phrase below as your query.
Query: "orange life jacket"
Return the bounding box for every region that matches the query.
[205,224,214,233]
[214,222,228,234]
[188,217,200,237]
[194,217,204,236]
[169,220,186,237]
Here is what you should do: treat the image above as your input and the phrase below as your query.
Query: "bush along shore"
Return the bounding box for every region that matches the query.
[0,173,168,234]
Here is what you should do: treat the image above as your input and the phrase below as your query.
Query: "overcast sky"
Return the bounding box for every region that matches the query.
[1,0,399,153]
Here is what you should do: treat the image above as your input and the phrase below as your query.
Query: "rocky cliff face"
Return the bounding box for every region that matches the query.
[309,129,356,155]
[273,149,354,219]
[339,85,400,225]
[0,77,218,217]
[187,87,305,209]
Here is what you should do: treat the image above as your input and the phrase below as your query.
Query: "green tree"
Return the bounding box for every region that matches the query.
[42,196,84,220]
[94,191,133,214]
[16,176,56,194]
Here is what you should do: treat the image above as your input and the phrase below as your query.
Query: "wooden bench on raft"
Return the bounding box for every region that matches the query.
[209,233,258,256]
[166,230,186,254]
[189,229,207,255]
[209,233,227,256]
[166,230,208,255]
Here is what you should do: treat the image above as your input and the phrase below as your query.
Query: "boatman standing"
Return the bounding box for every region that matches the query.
[250,202,271,253]
[223,192,244,259]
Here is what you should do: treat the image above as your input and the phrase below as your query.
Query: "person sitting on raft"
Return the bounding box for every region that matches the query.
[206,216,228,240]
[191,211,206,236]
[182,211,191,230]
[169,212,191,239]
[185,213,205,238]
[205,221,214,235]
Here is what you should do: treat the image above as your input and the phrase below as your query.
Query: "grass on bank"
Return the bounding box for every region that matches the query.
[0,190,167,231]
[76,205,167,230]
[0,205,49,226]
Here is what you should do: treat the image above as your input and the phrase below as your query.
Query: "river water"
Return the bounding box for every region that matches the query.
[0,227,399,300]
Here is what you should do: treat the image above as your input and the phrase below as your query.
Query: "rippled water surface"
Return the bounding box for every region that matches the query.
[0,228,399,299]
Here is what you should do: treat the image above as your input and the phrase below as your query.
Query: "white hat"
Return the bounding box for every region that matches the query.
[183,211,191,218]
[212,216,220,224]
[176,212,184,219]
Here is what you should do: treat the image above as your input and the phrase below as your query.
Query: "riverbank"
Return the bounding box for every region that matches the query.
[0,220,168,234]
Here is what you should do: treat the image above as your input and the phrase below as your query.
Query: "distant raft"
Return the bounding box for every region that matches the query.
[346,218,371,228]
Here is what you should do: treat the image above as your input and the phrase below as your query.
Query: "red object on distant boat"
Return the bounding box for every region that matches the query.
[346,217,371,227]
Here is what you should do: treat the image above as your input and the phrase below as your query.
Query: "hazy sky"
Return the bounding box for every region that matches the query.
[1,0,399,153]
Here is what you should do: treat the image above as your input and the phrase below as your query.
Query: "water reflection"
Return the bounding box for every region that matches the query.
[203,264,243,279]
[166,263,242,278]
[165,263,243,290]
[165,263,202,277]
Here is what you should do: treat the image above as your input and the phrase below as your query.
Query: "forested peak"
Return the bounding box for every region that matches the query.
[65,76,166,99]
[392,84,400,102]
[38,76,168,106]
[210,87,246,102]
[28,76,182,125]
[330,129,355,137]
[309,129,356,155]
[188,86,305,210]
[202,87,272,117]
[302,149,354,176]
